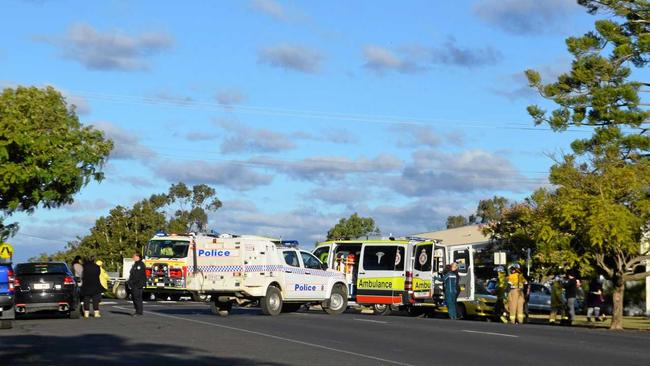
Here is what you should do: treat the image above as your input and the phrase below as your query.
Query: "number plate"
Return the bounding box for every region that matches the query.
[413,291,430,299]
[33,283,50,290]
[156,282,165,287]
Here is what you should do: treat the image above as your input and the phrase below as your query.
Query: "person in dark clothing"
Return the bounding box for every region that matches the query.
[81,256,103,318]
[564,272,579,324]
[128,253,147,316]
[587,276,604,322]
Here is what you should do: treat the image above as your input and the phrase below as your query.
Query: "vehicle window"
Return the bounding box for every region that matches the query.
[16,263,69,275]
[414,244,432,272]
[301,252,323,270]
[362,245,405,271]
[475,281,490,295]
[452,249,469,274]
[313,246,330,266]
[283,251,300,267]
[145,240,189,259]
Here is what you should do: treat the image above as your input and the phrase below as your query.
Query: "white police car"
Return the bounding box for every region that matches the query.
[184,234,348,316]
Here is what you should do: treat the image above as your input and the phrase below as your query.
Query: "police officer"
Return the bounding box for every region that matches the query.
[128,253,147,316]
[507,263,527,324]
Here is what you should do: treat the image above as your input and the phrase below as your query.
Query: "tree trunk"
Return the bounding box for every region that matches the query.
[610,276,625,330]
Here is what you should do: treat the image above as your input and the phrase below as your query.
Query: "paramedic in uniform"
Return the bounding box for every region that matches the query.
[128,253,147,316]
[507,263,527,324]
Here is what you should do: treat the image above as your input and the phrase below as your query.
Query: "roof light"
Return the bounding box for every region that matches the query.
[155,230,167,237]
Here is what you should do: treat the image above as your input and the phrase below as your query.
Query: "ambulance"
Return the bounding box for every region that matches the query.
[313,238,475,315]
[147,232,348,316]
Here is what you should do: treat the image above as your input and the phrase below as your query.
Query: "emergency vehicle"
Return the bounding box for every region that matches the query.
[148,232,348,316]
[143,232,203,301]
[313,238,476,315]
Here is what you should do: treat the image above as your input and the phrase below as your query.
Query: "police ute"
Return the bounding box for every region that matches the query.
[178,233,348,316]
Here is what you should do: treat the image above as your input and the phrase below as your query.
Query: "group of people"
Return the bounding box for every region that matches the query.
[70,253,148,317]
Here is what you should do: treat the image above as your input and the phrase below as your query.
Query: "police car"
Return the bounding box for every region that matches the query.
[178,233,348,316]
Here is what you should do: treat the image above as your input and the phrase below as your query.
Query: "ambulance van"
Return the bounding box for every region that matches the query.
[313,238,475,316]
[166,233,349,316]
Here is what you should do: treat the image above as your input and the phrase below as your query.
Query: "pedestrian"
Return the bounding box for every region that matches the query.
[81,256,103,318]
[72,255,83,284]
[564,271,579,325]
[549,276,565,324]
[494,266,509,323]
[443,262,460,320]
[128,252,147,316]
[507,263,527,324]
[586,275,604,322]
[96,260,109,294]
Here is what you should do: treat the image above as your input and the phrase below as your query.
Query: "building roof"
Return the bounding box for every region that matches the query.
[412,224,490,247]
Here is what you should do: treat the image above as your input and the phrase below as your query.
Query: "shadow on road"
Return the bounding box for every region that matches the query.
[0,333,289,365]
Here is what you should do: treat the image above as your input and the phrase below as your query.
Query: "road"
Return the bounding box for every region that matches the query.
[1,299,649,366]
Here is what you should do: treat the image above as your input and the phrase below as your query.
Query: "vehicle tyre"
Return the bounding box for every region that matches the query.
[324,284,347,315]
[211,301,232,317]
[260,286,283,316]
[114,284,128,300]
[191,292,207,302]
[372,304,392,316]
[406,306,424,317]
[281,303,302,313]
[0,320,12,329]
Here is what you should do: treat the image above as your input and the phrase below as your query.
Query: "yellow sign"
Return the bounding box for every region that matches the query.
[0,243,13,259]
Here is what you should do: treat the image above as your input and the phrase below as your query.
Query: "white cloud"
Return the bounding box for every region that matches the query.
[217,119,296,154]
[258,44,323,74]
[473,0,579,35]
[153,160,273,191]
[91,121,156,161]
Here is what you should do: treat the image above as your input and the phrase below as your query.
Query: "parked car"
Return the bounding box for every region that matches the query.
[438,281,497,320]
[527,283,551,313]
[0,262,15,329]
[14,262,80,319]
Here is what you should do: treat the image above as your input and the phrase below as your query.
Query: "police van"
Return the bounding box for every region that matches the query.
[313,238,475,315]
[158,233,349,316]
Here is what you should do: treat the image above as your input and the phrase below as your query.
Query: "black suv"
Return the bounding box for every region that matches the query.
[14,262,80,319]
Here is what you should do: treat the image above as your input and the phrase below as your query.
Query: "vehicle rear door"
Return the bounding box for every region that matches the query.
[448,245,475,301]
[357,244,406,305]
[412,242,434,300]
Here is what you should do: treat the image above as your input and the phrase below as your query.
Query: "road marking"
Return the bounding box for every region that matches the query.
[114,306,412,366]
[461,329,519,338]
[100,301,117,305]
[353,318,388,324]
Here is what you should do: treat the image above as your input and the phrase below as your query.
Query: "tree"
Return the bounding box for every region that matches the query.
[475,196,509,224]
[0,86,112,240]
[446,215,469,229]
[326,213,379,240]
[525,1,650,330]
[165,183,222,233]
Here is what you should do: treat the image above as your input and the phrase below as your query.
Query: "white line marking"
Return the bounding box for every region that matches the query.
[461,329,519,338]
[100,301,117,305]
[353,318,388,324]
[113,306,412,366]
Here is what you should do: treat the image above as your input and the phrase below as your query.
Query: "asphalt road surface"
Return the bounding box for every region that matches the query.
[1,299,649,366]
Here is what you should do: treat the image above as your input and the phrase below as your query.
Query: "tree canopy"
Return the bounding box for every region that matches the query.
[326,213,379,241]
[0,86,112,240]
[446,215,469,229]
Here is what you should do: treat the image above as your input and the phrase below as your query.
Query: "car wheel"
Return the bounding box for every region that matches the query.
[281,303,303,313]
[114,284,128,300]
[261,286,283,316]
[211,301,232,316]
[372,304,392,316]
[0,320,12,329]
[324,284,347,315]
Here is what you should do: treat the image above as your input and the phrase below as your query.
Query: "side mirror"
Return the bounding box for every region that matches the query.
[321,262,328,270]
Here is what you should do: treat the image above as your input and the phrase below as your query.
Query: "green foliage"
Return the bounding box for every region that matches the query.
[475,196,509,224]
[53,182,222,271]
[0,86,112,240]
[446,215,469,229]
[326,213,379,240]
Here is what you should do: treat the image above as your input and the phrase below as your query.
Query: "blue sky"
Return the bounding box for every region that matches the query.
[2,0,610,261]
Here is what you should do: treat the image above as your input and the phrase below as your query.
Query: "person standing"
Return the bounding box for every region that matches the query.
[565,271,579,325]
[494,266,509,323]
[507,263,527,324]
[443,262,460,320]
[72,256,83,284]
[549,276,565,324]
[81,256,103,318]
[586,276,604,322]
[128,253,147,316]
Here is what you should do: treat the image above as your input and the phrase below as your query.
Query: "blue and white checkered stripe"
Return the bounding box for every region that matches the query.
[188,264,342,278]
[188,265,243,272]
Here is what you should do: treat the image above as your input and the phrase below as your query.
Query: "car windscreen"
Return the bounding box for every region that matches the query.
[16,263,69,275]
[145,240,190,259]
